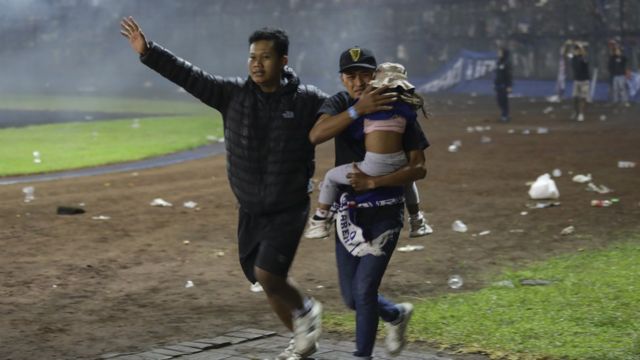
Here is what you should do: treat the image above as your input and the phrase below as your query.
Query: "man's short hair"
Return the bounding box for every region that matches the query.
[249,28,289,57]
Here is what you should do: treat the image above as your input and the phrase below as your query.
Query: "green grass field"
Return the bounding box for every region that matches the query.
[325,238,640,360]
[0,95,221,176]
[0,94,209,114]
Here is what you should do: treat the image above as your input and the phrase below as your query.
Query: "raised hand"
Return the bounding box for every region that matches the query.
[353,85,397,116]
[120,16,148,55]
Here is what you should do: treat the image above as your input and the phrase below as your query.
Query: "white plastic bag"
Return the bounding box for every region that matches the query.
[528,173,560,199]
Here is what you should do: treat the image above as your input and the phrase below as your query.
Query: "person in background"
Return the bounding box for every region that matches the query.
[571,43,590,121]
[608,42,630,107]
[495,47,513,123]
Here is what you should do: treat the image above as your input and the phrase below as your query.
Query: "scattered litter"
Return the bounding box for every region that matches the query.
[215,251,225,257]
[618,161,636,168]
[57,206,86,215]
[493,280,515,288]
[183,240,190,245]
[484,126,491,131]
[542,106,553,114]
[451,220,468,233]
[600,114,607,121]
[552,168,562,177]
[520,279,553,286]
[447,275,464,289]
[586,182,613,194]
[466,126,474,133]
[478,230,491,236]
[546,95,561,103]
[397,245,425,252]
[452,140,462,147]
[91,215,111,220]
[22,186,35,203]
[571,174,592,183]
[536,127,549,134]
[448,144,459,152]
[528,173,560,199]
[521,129,530,135]
[183,201,198,209]
[32,150,42,164]
[474,126,485,132]
[526,201,561,209]
[150,198,173,207]
[520,211,528,215]
[131,172,139,177]
[316,285,324,289]
[560,225,575,235]
[217,138,225,143]
[250,282,264,293]
[185,280,194,288]
[508,129,515,134]
[480,135,492,144]
[591,199,613,207]
[131,119,140,129]
[509,229,525,233]
[206,135,218,141]
[52,284,58,288]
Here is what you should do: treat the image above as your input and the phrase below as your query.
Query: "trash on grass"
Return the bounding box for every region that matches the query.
[586,182,613,194]
[397,245,425,252]
[572,174,592,183]
[552,168,562,177]
[451,220,468,233]
[91,215,111,220]
[528,173,560,199]
[542,106,553,114]
[447,275,464,289]
[185,280,194,288]
[57,206,86,215]
[183,201,198,209]
[150,198,173,207]
[480,135,492,144]
[536,127,549,134]
[32,151,42,164]
[22,186,35,203]
[560,225,575,235]
[618,161,636,168]
[526,201,561,209]
[478,230,491,236]
[591,199,613,207]
[493,280,515,288]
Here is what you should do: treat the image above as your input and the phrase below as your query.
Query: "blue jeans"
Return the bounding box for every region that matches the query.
[335,204,403,357]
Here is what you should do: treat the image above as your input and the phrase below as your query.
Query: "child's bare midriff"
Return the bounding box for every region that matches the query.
[365,130,404,154]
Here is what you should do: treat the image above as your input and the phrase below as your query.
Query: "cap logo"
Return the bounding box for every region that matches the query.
[349,48,361,62]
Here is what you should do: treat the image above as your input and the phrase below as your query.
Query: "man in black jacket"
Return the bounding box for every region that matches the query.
[495,48,513,123]
[571,44,590,121]
[121,17,326,360]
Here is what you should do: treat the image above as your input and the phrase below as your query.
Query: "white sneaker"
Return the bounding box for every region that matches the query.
[304,217,330,239]
[293,298,322,355]
[276,338,317,360]
[577,113,584,122]
[385,303,414,356]
[409,212,433,237]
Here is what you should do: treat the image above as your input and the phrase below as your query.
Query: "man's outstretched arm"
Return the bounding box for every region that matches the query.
[120,16,239,111]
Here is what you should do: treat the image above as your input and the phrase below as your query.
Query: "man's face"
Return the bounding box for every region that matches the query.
[248,40,287,91]
[340,68,374,99]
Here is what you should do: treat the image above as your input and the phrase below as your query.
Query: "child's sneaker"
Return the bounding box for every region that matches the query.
[304,217,331,239]
[409,211,433,237]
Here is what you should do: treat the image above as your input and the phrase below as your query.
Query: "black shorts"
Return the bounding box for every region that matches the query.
[237,197,309,283]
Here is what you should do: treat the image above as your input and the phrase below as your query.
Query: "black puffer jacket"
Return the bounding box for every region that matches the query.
[141,42,327,214]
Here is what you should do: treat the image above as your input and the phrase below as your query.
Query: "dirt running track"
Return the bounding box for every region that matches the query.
[1,96,638,359]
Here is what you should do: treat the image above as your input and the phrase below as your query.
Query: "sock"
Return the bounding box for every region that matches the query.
[292,297,314,318]
[313,208,329,220]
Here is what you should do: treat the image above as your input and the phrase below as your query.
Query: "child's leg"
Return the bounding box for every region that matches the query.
[404,182,420,215]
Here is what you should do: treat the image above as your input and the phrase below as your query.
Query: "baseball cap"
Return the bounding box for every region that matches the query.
[339,47,377,73]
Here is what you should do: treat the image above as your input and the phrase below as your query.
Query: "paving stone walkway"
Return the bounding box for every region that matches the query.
[99,328,456,360]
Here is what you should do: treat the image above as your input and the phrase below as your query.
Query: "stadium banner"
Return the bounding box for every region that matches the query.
[417,50,497,93]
